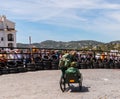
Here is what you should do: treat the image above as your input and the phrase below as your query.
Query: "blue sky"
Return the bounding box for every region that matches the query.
[0,0,120,43]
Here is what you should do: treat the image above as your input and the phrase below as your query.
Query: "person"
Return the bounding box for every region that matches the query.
[65,61,81,78]
[59,53,71,77]
[59,51,80,77]
[70,51,78,62]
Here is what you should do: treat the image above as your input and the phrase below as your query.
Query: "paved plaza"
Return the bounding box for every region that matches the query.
[0,69,120,99]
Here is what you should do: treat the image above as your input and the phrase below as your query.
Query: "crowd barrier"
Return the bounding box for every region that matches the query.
[0,47,120,75]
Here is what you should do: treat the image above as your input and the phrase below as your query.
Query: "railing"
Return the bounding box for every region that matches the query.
[0,47,119,75]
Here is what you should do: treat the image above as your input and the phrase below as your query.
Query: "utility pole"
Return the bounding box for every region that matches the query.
[29,36,31,47]
[29,36,32,56]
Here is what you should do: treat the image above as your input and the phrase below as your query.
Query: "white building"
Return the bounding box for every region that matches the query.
[0,15,17,48]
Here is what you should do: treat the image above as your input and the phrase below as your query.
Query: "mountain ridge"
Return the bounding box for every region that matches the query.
[17,40,120,50]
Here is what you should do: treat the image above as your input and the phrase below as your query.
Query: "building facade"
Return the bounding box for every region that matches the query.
[0,15,17,47]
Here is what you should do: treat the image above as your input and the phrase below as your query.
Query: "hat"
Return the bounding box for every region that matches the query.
[70,62,77,67]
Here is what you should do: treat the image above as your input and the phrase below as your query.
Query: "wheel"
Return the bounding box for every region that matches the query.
[9,68,18,73]
[59,76,66,92]
[2,67,9,74]
[79,81,82,90]
[79,74,83,90]
[27,63,36,71]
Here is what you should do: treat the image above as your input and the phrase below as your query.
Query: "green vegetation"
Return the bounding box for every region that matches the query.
[17,40,120,51]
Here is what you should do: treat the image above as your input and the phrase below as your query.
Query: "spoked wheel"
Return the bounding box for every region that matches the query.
[60,76,66,92]
[79,81,82,90]
[79,74,83,90]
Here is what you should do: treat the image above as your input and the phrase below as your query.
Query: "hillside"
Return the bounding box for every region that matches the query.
[17,40,103,48]
[17,40,120,50]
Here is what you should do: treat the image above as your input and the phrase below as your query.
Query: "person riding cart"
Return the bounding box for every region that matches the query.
[59,53,83,92]
[59,51,79,76]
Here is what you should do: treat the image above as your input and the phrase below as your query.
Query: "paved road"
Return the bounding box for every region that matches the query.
[0,69,120,99]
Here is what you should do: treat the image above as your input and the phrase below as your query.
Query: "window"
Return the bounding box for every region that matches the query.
[8,34,14,41]
[1,37,3,41]
[8,43,13,47]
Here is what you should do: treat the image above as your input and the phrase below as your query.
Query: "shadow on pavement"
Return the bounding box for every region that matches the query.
[66,85,90,93]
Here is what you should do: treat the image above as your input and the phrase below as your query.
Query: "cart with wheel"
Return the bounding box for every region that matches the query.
[59,72,83,92]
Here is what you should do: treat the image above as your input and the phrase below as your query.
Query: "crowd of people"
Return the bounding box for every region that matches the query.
[0,48,120,74]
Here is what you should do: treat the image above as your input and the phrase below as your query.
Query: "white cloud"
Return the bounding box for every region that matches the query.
[1,0,120,20]
[105,11,120,22]
[0,0,120,42]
